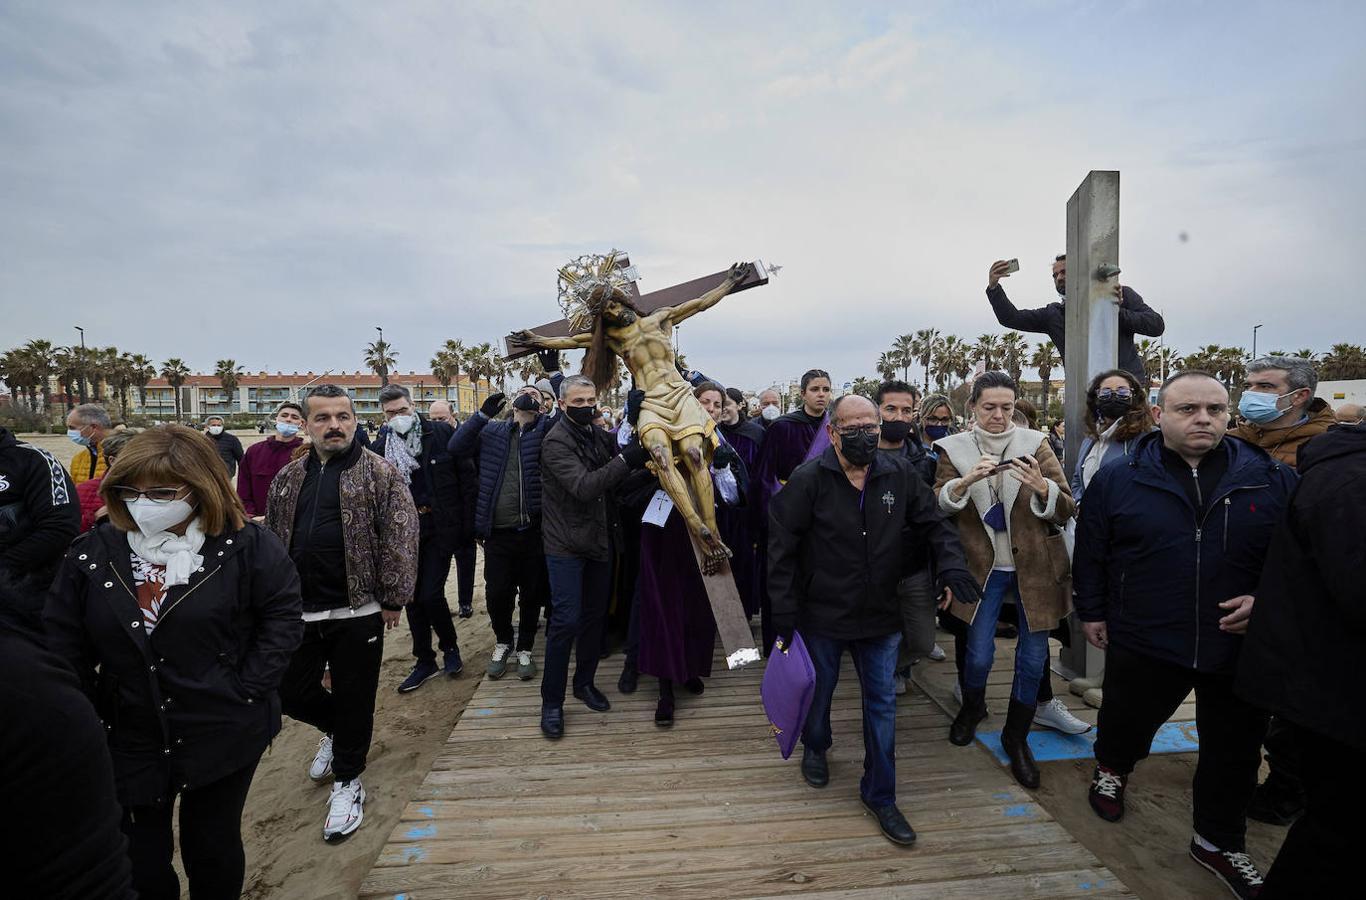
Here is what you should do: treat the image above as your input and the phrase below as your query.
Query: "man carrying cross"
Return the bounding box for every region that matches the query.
[513,254,751,573]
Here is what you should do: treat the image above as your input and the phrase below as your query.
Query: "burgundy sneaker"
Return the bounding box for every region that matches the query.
[1088,765,1127,822]
[1189,840,1264,899]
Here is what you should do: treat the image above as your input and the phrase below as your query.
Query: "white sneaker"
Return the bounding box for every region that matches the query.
[309,734,334,782]
[893,673,908,696]
[1034,697,1092,735]
[928,643,947,662]
[323,778,366,843]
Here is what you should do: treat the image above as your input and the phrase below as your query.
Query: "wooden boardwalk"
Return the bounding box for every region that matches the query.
[361,640,1130,899]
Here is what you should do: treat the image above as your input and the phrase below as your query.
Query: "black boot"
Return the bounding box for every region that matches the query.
[1000,699,1040,789]
[949,687,987,746]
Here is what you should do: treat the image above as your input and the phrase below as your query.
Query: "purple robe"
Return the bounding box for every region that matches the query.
[718,420,765,616]
[751,410,827,527]
[638,505,717,683]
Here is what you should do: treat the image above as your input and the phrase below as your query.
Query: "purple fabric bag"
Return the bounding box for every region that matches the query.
[760,631,817,760]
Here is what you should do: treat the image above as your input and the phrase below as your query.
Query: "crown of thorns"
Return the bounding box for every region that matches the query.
[558,250,632,332]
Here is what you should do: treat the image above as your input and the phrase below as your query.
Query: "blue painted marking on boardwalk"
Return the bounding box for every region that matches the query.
[417,805,435,818]
[405,823,436,839]
[1002,804,1033,818]
[977,719,1198,764]
[1079,880,1108,890]
[991,791,1013,800]
[473,708,494,717]
[395,894,408,899]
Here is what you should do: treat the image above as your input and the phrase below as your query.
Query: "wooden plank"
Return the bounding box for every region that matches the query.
[746,868,1131,899]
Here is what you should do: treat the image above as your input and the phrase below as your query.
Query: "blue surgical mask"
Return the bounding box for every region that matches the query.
[924,424,951,441]
[275,421,301,438]
[1238,390,1293,425]
[67,428,92,447]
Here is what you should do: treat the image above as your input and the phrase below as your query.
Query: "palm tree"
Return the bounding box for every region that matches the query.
[1029,342,1061,413]
[910,328,941,394]
[999,331,1027,384]
[54,346,80,412]
[1321,343,1366,380]
[1135,338,1162,385]
[850,376,880,400]
[129,354,156,413]
[0,348,35,411]
[214,358,244,411]
[463,342,496,405]
[160,358,191,422]
[971,334,1001,372]
[891,334,915,382]
[933,336,962,390]
[875,352,897,381]
[1155,345,1180,383]
[22,339,56,414]
[430,352,454,400]
[364,340,397,387]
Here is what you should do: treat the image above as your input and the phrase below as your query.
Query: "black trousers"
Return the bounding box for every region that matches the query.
[1261,715,1303,794]
[407,529,459,663]
[483,527,549,651]
[939,605,1054,702]
[1261,723,1364,897]
[1094,644,1269,851]
[280,613,384,783]
[122,759,259,900]
[453,539,476,607]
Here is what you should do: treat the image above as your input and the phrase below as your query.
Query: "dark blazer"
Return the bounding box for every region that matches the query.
[539,416,632,561]
[768,447,969,642]
[1073,432,1297,673]
[371,417,476,540]
[44,521,303,807]
[1237,425,1366,749]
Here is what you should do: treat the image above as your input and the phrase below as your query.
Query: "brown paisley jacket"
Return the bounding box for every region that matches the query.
[265,444,419,610]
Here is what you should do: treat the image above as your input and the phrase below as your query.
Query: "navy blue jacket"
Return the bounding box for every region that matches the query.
[369,417,476,540]
[1073,432,1297,673]
[449,411,552,538]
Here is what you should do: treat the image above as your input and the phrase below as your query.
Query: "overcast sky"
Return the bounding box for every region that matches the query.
[4,1,1364,391]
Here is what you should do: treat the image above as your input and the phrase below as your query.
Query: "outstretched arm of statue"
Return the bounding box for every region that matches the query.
[664,262,751,326]
[511,329,591,351]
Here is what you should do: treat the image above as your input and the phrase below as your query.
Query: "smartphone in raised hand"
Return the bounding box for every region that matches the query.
[1003,258,1020,274]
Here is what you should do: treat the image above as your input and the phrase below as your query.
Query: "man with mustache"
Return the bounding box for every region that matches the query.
[266,384,419,843]
[1073,371,1298,898]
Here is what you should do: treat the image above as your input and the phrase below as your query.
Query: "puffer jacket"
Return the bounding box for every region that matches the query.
[449,410,552,537]
[43,521,303,806]
[265,441,419,610]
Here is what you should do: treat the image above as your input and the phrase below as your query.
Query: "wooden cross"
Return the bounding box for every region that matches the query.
[502,252,773,360]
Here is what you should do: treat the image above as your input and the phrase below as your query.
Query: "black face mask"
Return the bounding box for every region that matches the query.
[1096,397,1133,421]
[565,405,597,426]
[838,430,879,466]
[879,420,912,444]
[512,393,540,412]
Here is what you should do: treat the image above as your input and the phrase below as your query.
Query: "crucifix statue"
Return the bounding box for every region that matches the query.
[507,251,772,668]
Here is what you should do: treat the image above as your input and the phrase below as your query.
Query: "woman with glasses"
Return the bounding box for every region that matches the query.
[45,425,302,900]
[1072,369,1156,503]
[932,372,1076,788]
[917,394,957,446]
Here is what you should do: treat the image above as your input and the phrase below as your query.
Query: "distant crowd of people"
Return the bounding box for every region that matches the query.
[0,256,1361,898]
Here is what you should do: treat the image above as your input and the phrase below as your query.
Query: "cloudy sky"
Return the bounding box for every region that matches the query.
[4,1,1364,391]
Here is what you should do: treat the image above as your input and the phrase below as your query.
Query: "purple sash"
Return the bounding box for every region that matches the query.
[801,414,830,464]
[761,631,817,760]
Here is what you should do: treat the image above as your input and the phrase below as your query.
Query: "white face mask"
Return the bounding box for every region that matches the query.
[389,414,416,435]
[761,405,781,421]
[275,421,301,438]
[126,497,196,537]
[208,425,224,436]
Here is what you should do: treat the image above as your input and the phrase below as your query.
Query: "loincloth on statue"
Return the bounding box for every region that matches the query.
[635,380,721,455]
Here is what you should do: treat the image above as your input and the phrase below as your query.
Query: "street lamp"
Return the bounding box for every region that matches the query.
[74,325,87,404]
[1252,324,1264,359]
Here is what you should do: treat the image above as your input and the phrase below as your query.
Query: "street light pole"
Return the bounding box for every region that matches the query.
[74,325,87,404]
[1252,324,1264,360]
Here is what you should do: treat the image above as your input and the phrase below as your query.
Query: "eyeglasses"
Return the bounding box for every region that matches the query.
[111,485,188,504]
[834,425,880,438]
[1096,389,1133,402]
[923,415,953,425]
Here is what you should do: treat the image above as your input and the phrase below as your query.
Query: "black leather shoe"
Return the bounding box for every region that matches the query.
[683,677,705,695]
[573,685,611,712]
[540,705,564,740]
[618,661,639,695]
[862,799,917,846]
[458,603,473,619]
[949,687,988,746]
[1001,700,1041,789]
[654,696,675,727]
[800,747,829,788]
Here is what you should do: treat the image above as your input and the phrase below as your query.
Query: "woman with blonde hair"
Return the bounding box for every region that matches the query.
[932,372,1075,788]
[45,425,302,900]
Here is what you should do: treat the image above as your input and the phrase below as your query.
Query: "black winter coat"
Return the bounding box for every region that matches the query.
[370,417,476,541]
[1237,425,1366,749]
[449,411,552,537]
[987,283,1165,383]
[207,430,245,478]
[1073,433,1297,673]
[0,425,80,601]
[44,521,303,807]
[540,416,632,561]
[768,447,969,641]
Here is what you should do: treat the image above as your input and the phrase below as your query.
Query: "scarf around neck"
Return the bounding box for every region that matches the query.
[385,422,424,484]
[126,518,207,588]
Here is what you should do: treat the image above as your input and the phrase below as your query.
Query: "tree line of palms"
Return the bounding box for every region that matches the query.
[366,337,562,411]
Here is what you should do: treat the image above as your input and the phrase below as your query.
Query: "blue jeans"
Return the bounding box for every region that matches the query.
[800,631,901,806]
[540,555,612,707]
[963,570,1048,706]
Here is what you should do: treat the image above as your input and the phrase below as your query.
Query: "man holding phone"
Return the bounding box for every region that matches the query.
[985,254,1165,383]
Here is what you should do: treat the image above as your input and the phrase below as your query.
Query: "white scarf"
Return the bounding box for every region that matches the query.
[1081,418,1123,491]
[384,425,423,484]
[126,519,207,588]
